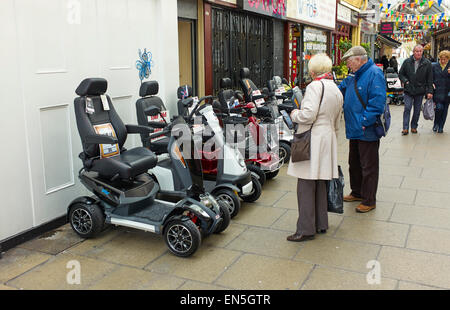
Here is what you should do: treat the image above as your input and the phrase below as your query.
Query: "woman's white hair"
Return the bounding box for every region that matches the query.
[308,53,333,76]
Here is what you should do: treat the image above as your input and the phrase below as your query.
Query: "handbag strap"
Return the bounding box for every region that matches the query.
[309,80,325,130]
[354,78,367,109]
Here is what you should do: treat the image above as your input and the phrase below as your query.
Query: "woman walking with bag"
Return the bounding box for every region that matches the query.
[286,54,343,242]
[432,50,450,133]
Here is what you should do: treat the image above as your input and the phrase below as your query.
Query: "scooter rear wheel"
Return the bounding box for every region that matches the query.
[214,188,241,218]
[214,200,231,234]
[69,203,105,239]
[246,164,266,186]
[279,142,291,164]
[164,218,201,257]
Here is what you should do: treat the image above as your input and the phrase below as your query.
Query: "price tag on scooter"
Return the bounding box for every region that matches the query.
[85,97,95,114]
[252,90,265,107]
[100,95,110,111]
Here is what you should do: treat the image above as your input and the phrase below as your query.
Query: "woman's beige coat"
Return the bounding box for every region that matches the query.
[287,79,343,180]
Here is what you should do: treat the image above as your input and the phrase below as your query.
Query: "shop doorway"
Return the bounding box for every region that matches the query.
[178,18,197,94]
[211,7,273,94]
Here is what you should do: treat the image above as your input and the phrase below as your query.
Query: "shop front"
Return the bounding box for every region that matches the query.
[434,28,450,60]
[285,0,336,88]
[205,0,286,94]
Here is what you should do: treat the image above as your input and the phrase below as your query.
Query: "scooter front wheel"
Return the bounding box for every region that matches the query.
[164,218,201,257]
[69,203,105,239]
[240,174,262,203]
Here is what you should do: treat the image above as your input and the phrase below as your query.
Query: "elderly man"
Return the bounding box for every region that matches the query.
[398,44,433,135]
[338,46,386,213]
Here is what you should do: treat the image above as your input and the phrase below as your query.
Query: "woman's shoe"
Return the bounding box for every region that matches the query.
[438,128,444,133]
[433,125,438,132]
[401,129,409,136]
[287,234,315,242]
[316,229,327,234]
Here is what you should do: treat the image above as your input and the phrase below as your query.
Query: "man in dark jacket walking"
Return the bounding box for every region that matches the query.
[338,46,386,213]
[399,45,433,135]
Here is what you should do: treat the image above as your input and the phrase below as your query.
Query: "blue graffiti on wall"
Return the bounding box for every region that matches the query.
[136,48,154,82]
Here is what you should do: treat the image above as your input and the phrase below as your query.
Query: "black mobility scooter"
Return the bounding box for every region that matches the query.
[68,78,227,257]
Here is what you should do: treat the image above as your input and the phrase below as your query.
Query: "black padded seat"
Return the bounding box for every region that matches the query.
[91,147,157,180]
[74,78,157,180]
[239,68,260,103]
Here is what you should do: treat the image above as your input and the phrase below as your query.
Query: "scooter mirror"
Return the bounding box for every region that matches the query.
[144,106,161,117]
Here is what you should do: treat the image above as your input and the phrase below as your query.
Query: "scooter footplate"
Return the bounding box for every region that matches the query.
[131,202,174,222]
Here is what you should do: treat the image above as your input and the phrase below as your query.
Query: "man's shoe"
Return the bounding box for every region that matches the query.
[343,194,363,202]
[411,128,418,134]
[316,229,327,234]
[287,234,315,242]
[401,130,409,136]
[356,204,376,213]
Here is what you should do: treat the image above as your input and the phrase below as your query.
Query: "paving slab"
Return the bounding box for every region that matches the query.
[334,217,409,247]
[378,246,450,289]
[215,254,313,290]
[294,237,380,273]
[6,253,118,290]
[225,226,301,259]
[231,203,285,227]
[81,229,169,268]
[390,204,450,229]
[146,247,241,284]
[406,225,450,256]
[0,248,52,283]
[301,266,397,290]
[17,224,83,255]
[88,266,184,290]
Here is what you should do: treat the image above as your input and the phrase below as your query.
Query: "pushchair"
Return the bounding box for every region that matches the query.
[385,67,404,106]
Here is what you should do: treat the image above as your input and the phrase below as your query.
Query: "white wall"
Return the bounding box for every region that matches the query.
[0,0,180,242]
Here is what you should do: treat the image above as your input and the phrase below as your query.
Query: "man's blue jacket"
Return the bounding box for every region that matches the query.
[338,58,387,141]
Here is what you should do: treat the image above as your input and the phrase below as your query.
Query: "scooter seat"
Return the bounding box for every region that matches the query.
[91,147,157,180]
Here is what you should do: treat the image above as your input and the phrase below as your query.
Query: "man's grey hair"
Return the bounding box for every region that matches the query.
[413,44,424,52]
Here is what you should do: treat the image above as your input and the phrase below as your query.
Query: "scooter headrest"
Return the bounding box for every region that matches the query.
[76,78,108,96]
[177,85,193,99]
[139,80,159,97]
[220,78,232,89]
[240,68,251,79]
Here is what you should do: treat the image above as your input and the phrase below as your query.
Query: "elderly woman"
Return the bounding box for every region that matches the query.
[433,50,450,133]
[286,53,343,242]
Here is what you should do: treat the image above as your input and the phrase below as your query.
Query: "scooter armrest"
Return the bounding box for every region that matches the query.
[125,124,154,135]
[84,134,118,145]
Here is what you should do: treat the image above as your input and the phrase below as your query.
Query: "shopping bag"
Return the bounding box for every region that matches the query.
[326,166,344,214]
[423,99,435,121]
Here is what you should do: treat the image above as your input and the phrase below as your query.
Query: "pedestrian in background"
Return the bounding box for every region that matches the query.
[338,46,386,213]
[287,53,343,242]
[432,50,450,133]
[399,44,434,135]
[389,55,398,73]
[381,55,389,72]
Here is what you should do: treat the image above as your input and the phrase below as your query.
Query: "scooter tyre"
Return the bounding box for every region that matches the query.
[164,218,201,257]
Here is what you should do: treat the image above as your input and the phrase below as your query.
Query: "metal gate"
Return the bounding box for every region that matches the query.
[212,7,274,94]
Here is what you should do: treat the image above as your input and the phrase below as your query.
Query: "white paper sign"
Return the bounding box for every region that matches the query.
[252,90,265,107]
[147,110,170,142]
[93,123,120,158]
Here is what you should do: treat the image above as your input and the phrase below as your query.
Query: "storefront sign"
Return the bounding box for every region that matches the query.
[337,4,352,24]
[237,0,287,19]
[380,22,394,35]
[287,0,336,30]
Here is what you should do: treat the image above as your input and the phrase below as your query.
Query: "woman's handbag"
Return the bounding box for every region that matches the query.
[291,81,324,163]
[326,166,344,214]
[422,99,435,120]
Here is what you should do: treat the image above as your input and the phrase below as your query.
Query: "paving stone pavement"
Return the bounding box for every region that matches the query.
[1,105,450,290]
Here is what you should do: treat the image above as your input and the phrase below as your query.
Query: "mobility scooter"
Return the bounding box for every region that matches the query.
[239,68,293,164]
[217,77,284,184]
[68,78,228,257]
[135,81,255,218]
